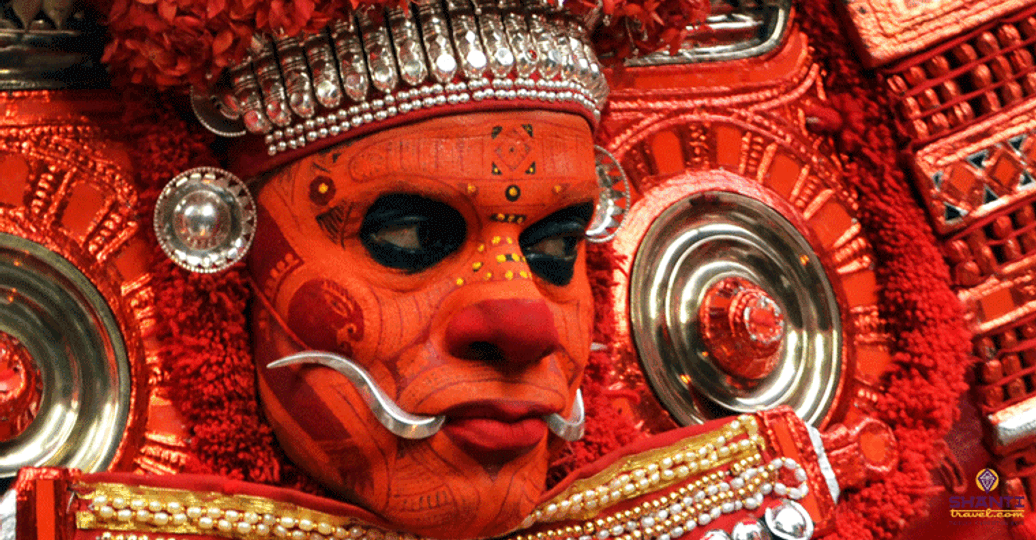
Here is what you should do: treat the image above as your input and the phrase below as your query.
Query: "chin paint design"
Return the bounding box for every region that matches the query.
[248,110,598,539]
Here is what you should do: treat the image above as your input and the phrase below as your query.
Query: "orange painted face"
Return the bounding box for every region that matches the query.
[248,110,598,538]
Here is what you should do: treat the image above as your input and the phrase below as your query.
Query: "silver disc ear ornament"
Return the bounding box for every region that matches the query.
[154,167,257,273]
[586,146,630,243]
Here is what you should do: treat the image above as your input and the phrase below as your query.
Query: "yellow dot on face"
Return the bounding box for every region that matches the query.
[467,184,478,194]
[506,237,513,244]
[496,254,506,263]
[505,271,514,280]
[318,183,329,194]
[492,236,501,245]
[553,185,563,194]
[472,261,483,271]
[508,186,519,197]
[455,278,464,286]
[477,244,485,252]
[495,213,505,221]
[485,272,493,280]
[520,271,529,278]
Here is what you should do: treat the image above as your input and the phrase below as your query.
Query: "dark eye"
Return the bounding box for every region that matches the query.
[519,203,594,286]
[361,194,466,272]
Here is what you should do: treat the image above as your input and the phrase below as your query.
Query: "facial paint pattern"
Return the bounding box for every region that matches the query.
[248,110,599,539]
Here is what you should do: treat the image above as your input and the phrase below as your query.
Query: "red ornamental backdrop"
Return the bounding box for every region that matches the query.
[5,0,1036,539]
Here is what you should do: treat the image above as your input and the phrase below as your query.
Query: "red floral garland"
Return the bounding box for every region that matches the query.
[99,0,709,90]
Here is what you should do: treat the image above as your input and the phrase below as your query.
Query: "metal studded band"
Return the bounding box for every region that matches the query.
[192,0,608,158]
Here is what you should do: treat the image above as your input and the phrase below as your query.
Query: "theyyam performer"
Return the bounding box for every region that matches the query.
[8,0,1031,537]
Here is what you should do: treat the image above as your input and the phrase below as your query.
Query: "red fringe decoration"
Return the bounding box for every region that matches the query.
[121,94,323,494]
[796,1,973,539]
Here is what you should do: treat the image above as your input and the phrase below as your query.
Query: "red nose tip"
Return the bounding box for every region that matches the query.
[444,299,560,368]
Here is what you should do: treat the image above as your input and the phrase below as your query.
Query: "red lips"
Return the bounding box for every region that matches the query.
[441,401,552,463]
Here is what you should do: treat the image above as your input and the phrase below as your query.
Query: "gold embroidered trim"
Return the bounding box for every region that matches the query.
[531,414,764,524]
[76,415,768,540]
[76,483,404,540]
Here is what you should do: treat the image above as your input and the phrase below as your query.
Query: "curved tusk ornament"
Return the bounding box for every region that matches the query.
[547,389,586,441]
[267,351,586,442]
[268,351,444,440]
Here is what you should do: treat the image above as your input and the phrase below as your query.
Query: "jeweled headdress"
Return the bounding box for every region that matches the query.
[101,0,708,271]
[104,0,709,175]
[201,1,608,165]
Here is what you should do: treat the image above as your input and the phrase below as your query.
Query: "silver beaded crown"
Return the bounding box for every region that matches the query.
[191,0,609,159]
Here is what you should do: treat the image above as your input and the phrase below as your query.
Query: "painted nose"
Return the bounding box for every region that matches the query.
[444,298,561,369]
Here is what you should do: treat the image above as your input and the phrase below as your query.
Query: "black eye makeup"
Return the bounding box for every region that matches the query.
[519,203,594,286]
[360,194,467,272]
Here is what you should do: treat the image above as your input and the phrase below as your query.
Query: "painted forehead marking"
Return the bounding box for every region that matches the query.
[490,124,536,177]
[344,121,587,184]
[334,120,592,223]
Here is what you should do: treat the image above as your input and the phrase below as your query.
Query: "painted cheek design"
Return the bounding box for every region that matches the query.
[286,280,365,357]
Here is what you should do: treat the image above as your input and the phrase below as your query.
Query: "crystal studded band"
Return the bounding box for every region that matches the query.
[193,0,608,160]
